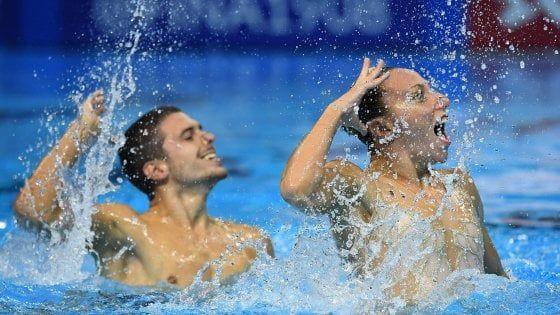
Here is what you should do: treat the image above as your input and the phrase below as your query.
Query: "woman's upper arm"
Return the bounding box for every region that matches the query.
[308,159,365,214]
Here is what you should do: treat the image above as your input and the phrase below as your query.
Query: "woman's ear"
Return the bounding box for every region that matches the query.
[142,160,169,182]
[367,117,393,141]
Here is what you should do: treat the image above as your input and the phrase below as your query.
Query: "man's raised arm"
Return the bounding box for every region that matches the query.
[280,58,388,210]
[13,91,105,227]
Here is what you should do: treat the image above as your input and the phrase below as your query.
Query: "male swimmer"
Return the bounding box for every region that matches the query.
[280,58,506,303]
[13,91,273,287]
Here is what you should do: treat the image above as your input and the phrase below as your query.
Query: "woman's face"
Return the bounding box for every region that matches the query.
[378,68,451,164]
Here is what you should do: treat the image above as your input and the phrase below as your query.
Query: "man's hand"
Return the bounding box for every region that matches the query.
[334,58,389,136]
[77,90,105,142]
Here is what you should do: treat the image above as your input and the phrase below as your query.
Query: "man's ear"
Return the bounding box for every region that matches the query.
[367,117,393,141]
[142,160,169,182]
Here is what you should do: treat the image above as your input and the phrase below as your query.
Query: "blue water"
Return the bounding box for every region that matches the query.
[0,50,559,313]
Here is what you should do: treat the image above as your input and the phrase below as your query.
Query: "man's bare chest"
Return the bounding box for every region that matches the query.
[120,224,256,286]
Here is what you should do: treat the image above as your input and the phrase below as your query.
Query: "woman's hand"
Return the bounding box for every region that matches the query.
[333,58,389,136]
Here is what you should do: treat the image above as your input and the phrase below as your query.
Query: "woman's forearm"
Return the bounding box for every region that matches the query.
[280,103,346,200]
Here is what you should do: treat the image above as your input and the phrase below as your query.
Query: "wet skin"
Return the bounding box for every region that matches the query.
[14,92,273,287]
[280,59,506,303]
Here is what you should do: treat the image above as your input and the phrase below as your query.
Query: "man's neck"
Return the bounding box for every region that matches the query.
[150,184,211,230]
[368,145,430,185]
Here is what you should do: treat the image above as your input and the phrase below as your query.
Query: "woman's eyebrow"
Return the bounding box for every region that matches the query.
[408,83,425,91]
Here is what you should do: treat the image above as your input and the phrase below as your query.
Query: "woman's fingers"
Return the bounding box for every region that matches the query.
[359,57,371,79]
[367,59,385,79]
[371,71,390,86]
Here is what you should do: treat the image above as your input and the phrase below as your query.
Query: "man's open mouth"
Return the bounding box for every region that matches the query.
[434,116,451,144]
[201,151,220,161]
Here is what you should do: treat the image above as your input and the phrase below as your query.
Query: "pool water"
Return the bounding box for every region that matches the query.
[0,50,559,313]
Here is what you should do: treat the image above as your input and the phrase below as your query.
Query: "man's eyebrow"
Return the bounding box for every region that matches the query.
[180,124,202,136]
[180,126,194,136]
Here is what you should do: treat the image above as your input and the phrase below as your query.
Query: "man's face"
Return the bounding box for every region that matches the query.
[379,68,451,164]
[158,112,228,187]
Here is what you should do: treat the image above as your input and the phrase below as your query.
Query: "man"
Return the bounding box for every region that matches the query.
[280,58,506,303]
[13,90,273,287]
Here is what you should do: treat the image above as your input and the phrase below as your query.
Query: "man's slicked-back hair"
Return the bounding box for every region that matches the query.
[118,106,182,199]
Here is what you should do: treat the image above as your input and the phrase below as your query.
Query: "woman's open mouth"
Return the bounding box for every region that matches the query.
[434,116,451,145]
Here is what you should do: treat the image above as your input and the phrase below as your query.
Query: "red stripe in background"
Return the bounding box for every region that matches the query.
[467,0,560,50]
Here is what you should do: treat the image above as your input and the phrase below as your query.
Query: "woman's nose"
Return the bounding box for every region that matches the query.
[435,95,450,110]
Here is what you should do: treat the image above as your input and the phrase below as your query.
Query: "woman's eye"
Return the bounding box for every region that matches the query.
[406,89,424,102]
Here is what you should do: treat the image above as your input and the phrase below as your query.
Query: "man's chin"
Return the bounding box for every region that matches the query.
[208,167,228,182]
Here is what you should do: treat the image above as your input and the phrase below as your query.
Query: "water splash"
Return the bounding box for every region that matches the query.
[0,0,148,285]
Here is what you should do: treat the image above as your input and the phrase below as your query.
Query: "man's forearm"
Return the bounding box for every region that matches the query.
[14,120,89,224]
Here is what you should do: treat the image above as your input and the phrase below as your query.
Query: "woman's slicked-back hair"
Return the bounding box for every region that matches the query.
[343,67,392,150]
[118,106,182,199]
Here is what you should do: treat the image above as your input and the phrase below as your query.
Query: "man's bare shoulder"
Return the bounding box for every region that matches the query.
[92,203,144,235]
[93,203,139,222]
[218,220,274,256]
[217,220,264,239]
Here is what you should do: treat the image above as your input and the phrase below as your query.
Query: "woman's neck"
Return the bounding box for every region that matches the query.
[368,146,430,184]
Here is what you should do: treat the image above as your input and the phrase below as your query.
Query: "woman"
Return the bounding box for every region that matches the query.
[280,58,506,303]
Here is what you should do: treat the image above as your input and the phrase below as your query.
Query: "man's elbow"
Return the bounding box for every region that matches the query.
[12,193,58,225]
[12,193,32,220]
[279,179,309,205]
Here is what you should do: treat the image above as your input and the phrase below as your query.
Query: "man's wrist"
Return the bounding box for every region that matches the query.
[73,118,99,144]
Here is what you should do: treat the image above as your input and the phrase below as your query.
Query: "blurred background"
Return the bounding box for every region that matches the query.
[1,0,558,224]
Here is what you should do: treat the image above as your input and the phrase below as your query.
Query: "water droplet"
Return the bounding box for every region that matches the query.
[474,93,483,102]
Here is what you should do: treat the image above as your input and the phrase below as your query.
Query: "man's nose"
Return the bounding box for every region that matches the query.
[202,131,215,143]
[435,95,450,110]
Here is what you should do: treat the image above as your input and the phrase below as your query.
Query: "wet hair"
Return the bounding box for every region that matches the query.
[118,106,182,199]
[342,67,392,150]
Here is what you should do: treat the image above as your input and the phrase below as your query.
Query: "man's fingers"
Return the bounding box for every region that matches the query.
[87,90,105,114]
[359,57,371,79]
